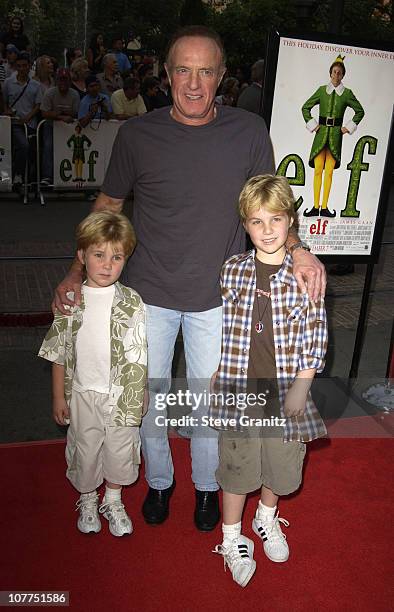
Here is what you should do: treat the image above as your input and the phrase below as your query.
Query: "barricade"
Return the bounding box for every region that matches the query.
[0,116,29,204]
[36,119,122,205]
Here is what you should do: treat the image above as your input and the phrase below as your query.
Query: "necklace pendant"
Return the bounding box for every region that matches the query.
[255,321,264,334]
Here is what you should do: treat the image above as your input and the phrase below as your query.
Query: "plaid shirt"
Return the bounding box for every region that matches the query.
[211,250,328,442]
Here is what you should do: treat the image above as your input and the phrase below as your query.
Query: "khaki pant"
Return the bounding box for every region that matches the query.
[66,389,141,493]
[216,428,306,496]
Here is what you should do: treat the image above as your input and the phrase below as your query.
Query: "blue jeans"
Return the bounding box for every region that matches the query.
[140,305,222,492]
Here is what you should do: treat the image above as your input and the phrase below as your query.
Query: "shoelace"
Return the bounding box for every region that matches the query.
[99,500,128,523]
[212,542,251,572]
[259,512,289,543]
[76,493,99,519]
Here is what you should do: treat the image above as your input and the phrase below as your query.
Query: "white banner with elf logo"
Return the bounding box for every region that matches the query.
[0,116,12,192]
[53,120,122,189]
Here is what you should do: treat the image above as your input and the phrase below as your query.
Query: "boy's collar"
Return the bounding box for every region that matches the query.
[248,250,294,284]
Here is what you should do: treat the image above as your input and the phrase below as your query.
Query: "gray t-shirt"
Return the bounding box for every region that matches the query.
[41,86,80,117]
[102,105,274,311]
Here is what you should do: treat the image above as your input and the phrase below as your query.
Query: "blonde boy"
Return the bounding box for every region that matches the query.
[39,212,147,536]
[212,175,328,586]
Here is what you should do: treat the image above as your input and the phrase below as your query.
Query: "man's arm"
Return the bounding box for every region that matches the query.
[53,192,125,314]
[285,226,326,301]
[19,103,40,124]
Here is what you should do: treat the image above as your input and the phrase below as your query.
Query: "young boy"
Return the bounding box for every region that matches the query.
[211,175,328,586]
[39,211,147,537]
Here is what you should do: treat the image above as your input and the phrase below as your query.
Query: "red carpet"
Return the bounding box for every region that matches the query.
[0,435,393,611]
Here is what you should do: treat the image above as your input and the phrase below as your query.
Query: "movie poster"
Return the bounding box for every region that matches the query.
[53,120,121,189]
[268,36,394,256]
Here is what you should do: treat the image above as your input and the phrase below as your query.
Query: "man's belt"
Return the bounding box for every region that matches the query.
[319,115,343,127]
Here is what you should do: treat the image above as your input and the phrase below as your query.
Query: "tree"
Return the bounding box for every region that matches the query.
[179,0,208,25]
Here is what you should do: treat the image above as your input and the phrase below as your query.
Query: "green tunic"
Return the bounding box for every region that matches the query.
[67,134,92,163]
[302,85,364,169]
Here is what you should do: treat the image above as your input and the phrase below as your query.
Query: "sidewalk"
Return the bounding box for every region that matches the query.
[0,191,393,442]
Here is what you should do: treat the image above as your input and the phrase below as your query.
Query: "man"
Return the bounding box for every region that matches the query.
[54,26,326,532]
[40,68,80,184]
[141,76,161,112]
[111,37,131,74]
[302,55,364,219]
[78,74,112,128]
[3,44,19,78]
[2,51,41,185]
[111,77,146,120]
[157,67,172,106]
[237,59,264,116]
[97,54,123,96]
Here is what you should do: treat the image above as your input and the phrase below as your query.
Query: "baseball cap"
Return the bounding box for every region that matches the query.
[6,44,19,54]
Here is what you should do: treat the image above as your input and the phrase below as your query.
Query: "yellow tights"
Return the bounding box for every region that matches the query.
[313,148,336,209]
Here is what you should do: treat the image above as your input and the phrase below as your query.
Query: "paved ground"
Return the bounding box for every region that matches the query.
[0,190,393,443]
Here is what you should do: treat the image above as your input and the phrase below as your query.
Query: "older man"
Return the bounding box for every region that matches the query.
[111,76,146,120]
[97,53,123,96]
[54,26,326,532]
[40,68,80,184]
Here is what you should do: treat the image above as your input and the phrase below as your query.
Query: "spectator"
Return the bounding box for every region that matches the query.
[2,51,41,185]
[111,36,131,73]
[138,62,154,82]
[141,76,160,112]
[3,44,19,79]
[215,77,239,106]
[40,68,80,184]
[97,53,123,95]
[70,58,89,100]
[111,76,146,120]
[66,47,83,69]
[34,55,55,95]
[235,64,251,94]
[78,74,112,128]
[0,16,31,57]
[87,33,106,74]
[156,67,172,106]
[237,59,264,116]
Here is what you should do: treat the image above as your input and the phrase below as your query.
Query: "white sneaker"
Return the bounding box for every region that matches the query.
[213,535,256,587]
[76,492,101,534]
[99,499,133,537]
[252,511,290,562]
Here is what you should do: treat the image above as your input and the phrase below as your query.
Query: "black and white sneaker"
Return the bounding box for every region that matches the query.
[213,535,256,587]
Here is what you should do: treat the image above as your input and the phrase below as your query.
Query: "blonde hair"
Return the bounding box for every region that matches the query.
[239,174,297,226]
[70,57,88,80]
[76,211,136,257]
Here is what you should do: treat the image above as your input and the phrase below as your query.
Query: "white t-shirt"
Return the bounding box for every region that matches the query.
[73,284,115,394]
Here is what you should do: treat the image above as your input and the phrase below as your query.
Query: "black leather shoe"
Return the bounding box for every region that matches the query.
[303,207,319,217]
[142,481,175,525]
[194,490,220,531]
[320,207,336,217]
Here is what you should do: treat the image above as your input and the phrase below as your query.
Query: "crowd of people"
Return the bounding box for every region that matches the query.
[0,16,266,190]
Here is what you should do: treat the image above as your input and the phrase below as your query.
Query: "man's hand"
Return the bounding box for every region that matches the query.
[292,248,326,301]
[341,127,349,134]
[313,125,320,132]
[53,397,70,426]
[52,268,83,315]
[60,115,74,124]
[210,370,218,394]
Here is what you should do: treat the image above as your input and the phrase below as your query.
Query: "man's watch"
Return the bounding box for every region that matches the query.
[289,240,311,255]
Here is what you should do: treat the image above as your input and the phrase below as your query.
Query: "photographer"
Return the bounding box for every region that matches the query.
[78,74,112,128]
[2,51,41,185]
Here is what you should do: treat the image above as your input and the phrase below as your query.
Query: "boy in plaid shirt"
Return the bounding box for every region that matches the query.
[212,175,327,587]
